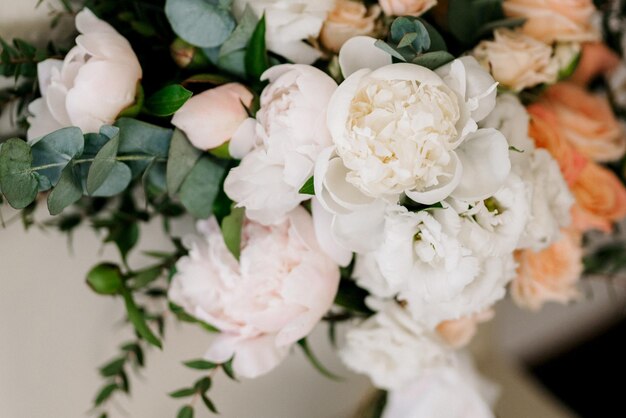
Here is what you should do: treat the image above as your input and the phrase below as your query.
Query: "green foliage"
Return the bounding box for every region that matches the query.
[177,405,194,418]
[297,338,342,381]
[447,0,522,45]
[221,206,244,260]
[144,84,193,116]
[31,126,84,187]
[245,14,269,82]
[166,129,202,196]
[0,138,40,209]
[0,37,46,80]
[86,263,124,295]
[165,0,236,48]
[122,286,163,349]
[183,359,218,370]
[179,157,226,218]
[299,177,315,195]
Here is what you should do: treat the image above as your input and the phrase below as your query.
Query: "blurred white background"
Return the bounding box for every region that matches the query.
[2,2,625,417]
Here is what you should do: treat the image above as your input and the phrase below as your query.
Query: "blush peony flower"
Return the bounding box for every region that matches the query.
[168,207,339,378]
[570,42,621,86]
[473,28,559,92]
[339,300,451,390]
[511,229,583,310]
[224,64,337,225]
[320,0,381,53]
[527,103,588,185]
[27,8,142,140]
[436,309,494,349]
[541,83,626,162]
[233,0,334,64]
[378,0,437,17]
[570,162,626,233]
[503,0,598,44]
[171,83,253,151]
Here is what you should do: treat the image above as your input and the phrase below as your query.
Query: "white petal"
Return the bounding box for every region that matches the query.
[312,198,353,267]
[405,153,462,205]
[36,59,63,96]
[229,118,260,159]
[331,200,387,253]
[339,36,392,78]
[26,98,64,141]
[75,8,118,35]
[452,128,511,201]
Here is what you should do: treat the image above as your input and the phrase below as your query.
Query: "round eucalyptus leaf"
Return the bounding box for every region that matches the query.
[165,0,236,48]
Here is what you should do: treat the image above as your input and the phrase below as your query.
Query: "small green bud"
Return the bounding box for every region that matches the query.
[87,263,123,295]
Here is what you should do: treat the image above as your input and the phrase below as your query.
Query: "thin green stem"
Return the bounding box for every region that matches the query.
[28,155,166,173]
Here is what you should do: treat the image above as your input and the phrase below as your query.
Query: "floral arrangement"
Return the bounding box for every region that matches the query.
[2,0,626,417]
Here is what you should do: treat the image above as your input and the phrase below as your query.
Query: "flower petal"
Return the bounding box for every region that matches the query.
[339,36,392,78]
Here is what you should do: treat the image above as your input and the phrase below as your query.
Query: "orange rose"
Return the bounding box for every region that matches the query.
[541,83,626,162]
[320,0,381,53]
[436,309,494,349]
[503,0,598,44]
[527,103,588,185]
[570,162,626,232]
[511,229,583,310]
[570,42,621,86]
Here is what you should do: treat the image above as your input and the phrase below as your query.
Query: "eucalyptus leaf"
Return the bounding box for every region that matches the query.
[169,388,197,398]
[165,0,235,48]
[87,129,121,195]
[31,126,84,187]
[47,164,82,215]
[0,138,39,209]
[167,129,201,196]
[219,5,257,57]
[179,157,225,218]
[183,359,218,370]
[116,118,172,177]
[144,84,193,117]
[412,51,455,70]
[419,19,447,52]
[221,206,244,260]
[90,162,132,197]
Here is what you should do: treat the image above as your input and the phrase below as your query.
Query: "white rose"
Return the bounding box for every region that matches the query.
[382,353,497,418]
[168,207,339,378]
[315,37,509,230]
[27,8,142,140]
[356,205,480,302]
[224,64,337,225]
[233,0,334,64]
[339,299,451,390]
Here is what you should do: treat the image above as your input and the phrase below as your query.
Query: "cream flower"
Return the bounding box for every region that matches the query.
[339,299,451,390]
[224,64,337,225]
[320,0,381,53]
[378,0,437,17]
[473,28,559,92]
[168,207,339,378]
[233,0,334,64]
[27,8,142,139]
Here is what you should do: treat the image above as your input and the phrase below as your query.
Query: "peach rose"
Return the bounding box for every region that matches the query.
[436,309,495,349]
[320,1,381,53]
[473,28,558,92]
[511,229,583,311]
[503,0,598,44]
[541,83,626,162]
[570,162,626,232]
[171,83,253,151]
[378,0,437,17]
[570,42,621,86]
[527,103,588,185]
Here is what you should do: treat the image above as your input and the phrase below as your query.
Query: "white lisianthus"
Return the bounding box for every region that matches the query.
[357,205,480,301]
[224,64,337,225]
[168,207,339,379]
[27,8,142,140]
[339,299,451,390]
[233,0,334,64]
[481,94,573,250]
[313,37,510,254]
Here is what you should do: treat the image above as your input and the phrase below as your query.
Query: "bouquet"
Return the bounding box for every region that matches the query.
[2,0,626,417]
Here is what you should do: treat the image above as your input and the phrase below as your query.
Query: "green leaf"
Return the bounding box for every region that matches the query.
[47,164,82,215]
[167,129,202,196]
[448,0,504,44]
[208,142,231,159]
[94,383,118,406]
[86,263,123,295]
[374,40,406,62]
[219,5,257,57]
[99,358,125,377]
[201,394,218,414]
[221,206,244,260]
[412,51,455,70]
[183,359,218,370]
[222,357,237,381]
[89,162,132,197]
[129,267,162,289]
[169,388,197,398]
[298,177,315,195]
[121,287,162,349]
[0,138,39,209]
[397,32,418,49]
[165,0,235,48]
[297,338,342,381]
[179,157,225,218]
[31,127,84,187]
[419,18,447,52]
[390,17,430,53]
[334,279,373,315]
[145,84,193,117]
[115,118,172,167]
[245,14,269,81]
[87,128,121,194]
[177,405,194,418]
[194,377,212,393]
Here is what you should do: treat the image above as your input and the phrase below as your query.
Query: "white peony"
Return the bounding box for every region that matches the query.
[27,8,142,140]
[168,207,339,378]
[233,0,334,64]
[339,299,451,390]
[224,64,337,225]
